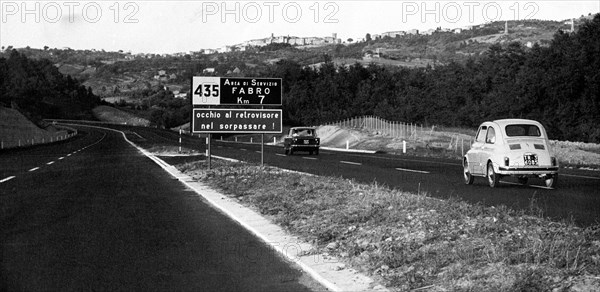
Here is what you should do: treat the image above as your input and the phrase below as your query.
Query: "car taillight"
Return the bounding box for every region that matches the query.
[504,157,510,167]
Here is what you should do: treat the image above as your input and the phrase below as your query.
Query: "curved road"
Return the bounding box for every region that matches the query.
[0,127,324,291]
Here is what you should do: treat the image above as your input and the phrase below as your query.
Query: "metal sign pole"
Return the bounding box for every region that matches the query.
[261,106,264,167]
[208,133,212,169]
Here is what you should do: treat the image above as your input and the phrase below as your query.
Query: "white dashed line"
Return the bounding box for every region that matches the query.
[47,161,55,165]
[241,149,247,151]
[29,167,40,172]
[562,174,600,180]
[276,154,286,157]
[255,151,262,154]
[303,157,317,160]
[502,181,554,190]
[67,154,72,156]
[340,161,362,166]
[395,167,430,174]
[0,176,16,183]
[58,157,64,160]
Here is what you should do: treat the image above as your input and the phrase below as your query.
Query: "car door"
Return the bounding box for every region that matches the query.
[480,125,497,172]
[468,125,487,174]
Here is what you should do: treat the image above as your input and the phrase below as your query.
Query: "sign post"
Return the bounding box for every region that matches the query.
[191,76,283,169]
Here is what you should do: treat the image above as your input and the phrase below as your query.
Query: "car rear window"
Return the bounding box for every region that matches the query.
[293,129,316,137]
[505,124,541,137]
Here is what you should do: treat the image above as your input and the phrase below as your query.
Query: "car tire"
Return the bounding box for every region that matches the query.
[545,174,558,188]
[284,148,289,155]
[518,176,529,185]
[309,151,313,155]
[487,162,500,188]
[315,149,319,155]
[463,158,474,185]
[289,149,294,155]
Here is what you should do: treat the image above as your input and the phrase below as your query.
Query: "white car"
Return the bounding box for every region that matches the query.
[463,119,559,188]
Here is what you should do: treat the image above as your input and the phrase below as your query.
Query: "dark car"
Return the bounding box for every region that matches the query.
[284,127,320,155]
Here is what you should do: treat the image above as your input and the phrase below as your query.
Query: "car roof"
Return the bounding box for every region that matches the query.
[491,119,543,128]
[290,126,316,130]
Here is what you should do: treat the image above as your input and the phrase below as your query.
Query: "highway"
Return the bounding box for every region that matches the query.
[2,123,599,290]
[0,126,323,291]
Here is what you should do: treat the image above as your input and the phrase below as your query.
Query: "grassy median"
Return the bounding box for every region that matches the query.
[176,159,600,291]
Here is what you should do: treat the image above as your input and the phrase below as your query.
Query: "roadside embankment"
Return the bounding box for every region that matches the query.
[0,107,76,149]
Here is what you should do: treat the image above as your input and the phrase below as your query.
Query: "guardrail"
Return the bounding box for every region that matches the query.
[1,124,78,150]
[322,115,474,156]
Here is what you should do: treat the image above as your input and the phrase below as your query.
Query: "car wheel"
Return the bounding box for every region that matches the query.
[463,158,474,185]
[309,150,313,155]
[315,149,319,155]
[487,162,500,188]
[518,176,529,185]
[284,148,289,155]
[544,174,558,188]
[289,149,294,155]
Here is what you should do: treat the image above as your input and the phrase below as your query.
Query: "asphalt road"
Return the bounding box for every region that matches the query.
[0,127,324,291]
[104,125,600,227]
[210,140,600,226]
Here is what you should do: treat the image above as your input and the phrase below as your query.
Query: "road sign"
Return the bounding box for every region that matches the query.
[192,76,282,106]
[192,109,282,133]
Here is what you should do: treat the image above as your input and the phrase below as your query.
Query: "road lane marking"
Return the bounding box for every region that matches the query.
[29,167,40,172]
[0,176,16,183]
[303,157,317,160]
[255,151,262,154]
[395,167,430,174]
[562,173,600,180]
[502,181,554,190]
[58,157,64,160]
[67,154,72,156]
[241,149,247,151]
[46,161,55,165]
[340,161,362,166]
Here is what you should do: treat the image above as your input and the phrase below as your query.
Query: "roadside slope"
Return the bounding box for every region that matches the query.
[0,106,69,149]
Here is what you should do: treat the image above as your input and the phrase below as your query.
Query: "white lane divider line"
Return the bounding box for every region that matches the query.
[29,167,40,172]
[67,154,72,156]
[340,161,362,166]
[47,161,55,165]
[0,176,16,183]
[58,157,64,160]
[395,167,430,174]
[562,173,600,180]
[241,149,247,151]
[275,154,286,157]
[303,157,317,160]
[502,181,554,190]
[255,151,262,154]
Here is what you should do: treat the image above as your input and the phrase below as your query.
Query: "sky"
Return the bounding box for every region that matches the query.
[1,0,599,54]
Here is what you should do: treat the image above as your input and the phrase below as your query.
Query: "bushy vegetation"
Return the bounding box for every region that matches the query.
[0,50,99,120]
[269,15,600,143]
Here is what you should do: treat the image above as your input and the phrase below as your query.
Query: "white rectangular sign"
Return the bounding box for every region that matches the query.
[192,76,221,105]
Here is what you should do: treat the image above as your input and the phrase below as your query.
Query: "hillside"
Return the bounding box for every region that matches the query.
[3,17,584,101]
[2,14,598,142]
[0,107,69,149]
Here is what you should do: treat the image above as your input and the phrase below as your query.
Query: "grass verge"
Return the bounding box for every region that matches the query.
[176,159,600,291]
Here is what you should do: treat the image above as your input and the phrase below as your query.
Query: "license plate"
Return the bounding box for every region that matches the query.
[303,140,309,144]
[524,154,538,166]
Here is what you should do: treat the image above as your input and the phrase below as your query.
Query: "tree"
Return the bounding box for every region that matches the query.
[347,38,354,43]
[365,33,372,42]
